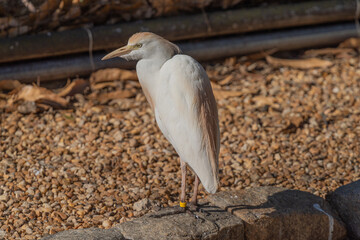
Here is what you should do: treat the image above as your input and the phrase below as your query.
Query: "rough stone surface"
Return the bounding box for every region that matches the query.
[41,228,125,240]
[116,204,244,240]
[207,187,347,240]
[327,180,360,239]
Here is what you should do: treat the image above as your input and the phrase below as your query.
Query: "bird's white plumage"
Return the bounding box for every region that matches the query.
[154,55,219,193]
[136,54,219,193]
[102,32,220,194]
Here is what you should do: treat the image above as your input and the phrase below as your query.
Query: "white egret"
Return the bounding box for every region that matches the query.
[102,32,220,208]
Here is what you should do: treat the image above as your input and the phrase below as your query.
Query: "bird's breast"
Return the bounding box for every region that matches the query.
[136,60,163,110]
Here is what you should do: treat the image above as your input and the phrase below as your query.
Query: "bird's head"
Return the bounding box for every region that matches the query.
[102,32,181,61]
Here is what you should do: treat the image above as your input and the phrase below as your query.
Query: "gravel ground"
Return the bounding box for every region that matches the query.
[1,49,360,239]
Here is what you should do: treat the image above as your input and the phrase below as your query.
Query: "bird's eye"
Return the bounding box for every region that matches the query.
[135,43,142,48]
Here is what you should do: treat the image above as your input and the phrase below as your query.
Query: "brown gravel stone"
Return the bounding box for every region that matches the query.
[102,220,112,229]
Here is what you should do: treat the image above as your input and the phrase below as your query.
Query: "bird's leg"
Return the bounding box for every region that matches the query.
[191,175,199,205]
[180,160,187,208]
[154,160,187,216]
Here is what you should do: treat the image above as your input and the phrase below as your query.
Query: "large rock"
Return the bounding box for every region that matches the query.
[207,186,346,240]
[41,228,125,240]
[327,180,360,239]
[116,204,244,240]
[40,204,244,240]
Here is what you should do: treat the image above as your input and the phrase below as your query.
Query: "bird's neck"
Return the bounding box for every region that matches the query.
[137,56,169,73]
[136,58,164,86]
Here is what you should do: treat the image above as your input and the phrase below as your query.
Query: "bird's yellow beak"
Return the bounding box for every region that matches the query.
[102,45,132,60]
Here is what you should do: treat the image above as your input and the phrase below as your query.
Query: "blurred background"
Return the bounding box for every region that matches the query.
[0,0,358,83]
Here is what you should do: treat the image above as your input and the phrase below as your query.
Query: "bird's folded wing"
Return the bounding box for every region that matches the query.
[155,55,219,193]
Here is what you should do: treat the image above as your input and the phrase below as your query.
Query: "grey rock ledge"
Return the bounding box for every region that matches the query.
[41,186,348,240]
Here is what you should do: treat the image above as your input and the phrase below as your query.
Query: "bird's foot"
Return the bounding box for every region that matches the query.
[178,201,197,214]
[187,202,199,212]
[148,205,185,218]
[177,204,187,213]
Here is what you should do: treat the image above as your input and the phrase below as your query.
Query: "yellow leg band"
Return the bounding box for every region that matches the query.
[179,201,187,208]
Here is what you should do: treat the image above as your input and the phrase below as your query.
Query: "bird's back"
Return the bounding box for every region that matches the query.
[154,54,220,193]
